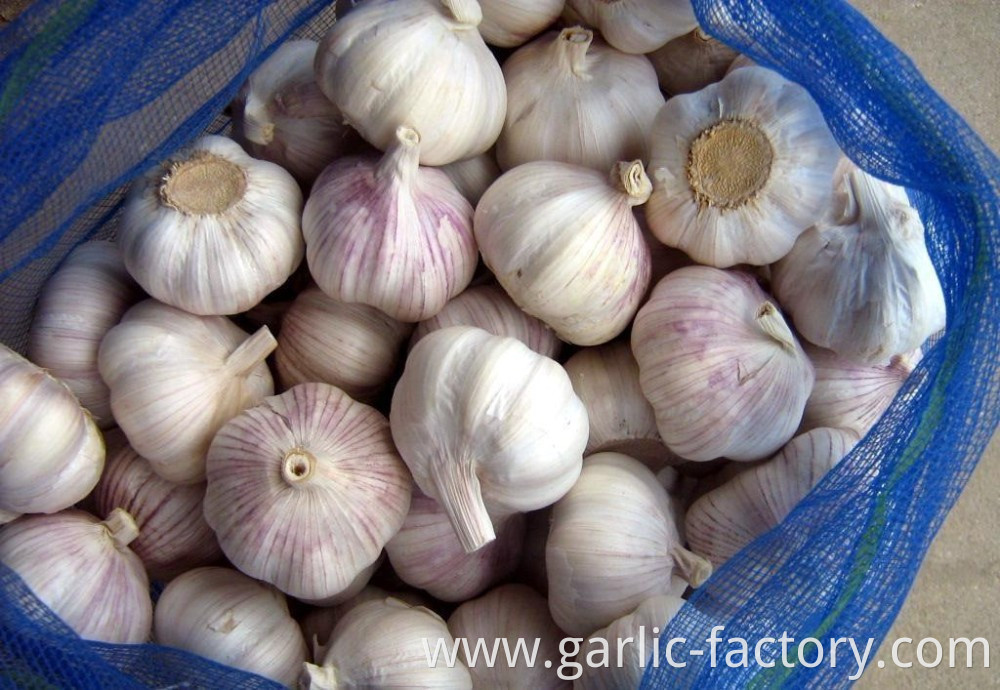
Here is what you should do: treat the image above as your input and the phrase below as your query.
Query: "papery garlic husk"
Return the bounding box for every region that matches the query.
[441,151,502,206]
[94,442,222,581]
[303,126,478,322]
[686,428,861,568]
[448,584,569,689]
[275,286,413,401]
[632,267,815,461]
[645,66,841,267]
[204,382,412,603]
[386,488,525,601]
[155,566,307,685]
[577,594,686,690]
[232,40,361,185]
[647,28,740,95]
[315,0,506,166]
[546,452,711,636]
[566,0,697,54]
[0,509,151,643]
[479,0,564,47]
[119,135,303,316]
[391,326,588,552]
[27,241,141,428]
[98,299,275,484]
[0,344,104,514]
[303,597,472,688]
[0,508,19,524]
[410,284,561,359]
[497,28,664,173]
[772,160,947,363]
[475,160,652,345]
[300,585,432,653]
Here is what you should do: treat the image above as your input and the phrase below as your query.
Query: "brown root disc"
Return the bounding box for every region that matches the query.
[160,152,247,215]
[686,118,774,210]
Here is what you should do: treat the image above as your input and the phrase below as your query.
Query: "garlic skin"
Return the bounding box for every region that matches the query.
[0,509,151,643]
[479,0,564,47]
[547,453,710,637]
[647,28,740,95]
[386,488,525,602]
[632,267,815,462]
[686,427,861,567]
[315,0,506,166]
[448,584,568,689]
[94,442,222,581]
[155,566,307,686]
[497,28,664,173]
[475,160,652,345]
[303,126,478,322]
[645,66,841,267]
[391,327,588,552]
[27,241,141,428]
[300,586,432,653]
[275,286,413,401]
[441,152,502,206]
[772,161,947,363]
[0,344,104,515]
[119,135,303,316]
[566,0,698,54]
[204,383,412,603]
[98,300,276,484]
[410,284,562,360]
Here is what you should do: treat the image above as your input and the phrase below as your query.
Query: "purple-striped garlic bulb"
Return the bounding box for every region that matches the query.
[303,125,478,322]
[440,151,501,206]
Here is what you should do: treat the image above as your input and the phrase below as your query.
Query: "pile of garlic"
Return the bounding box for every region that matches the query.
[0,0,946,685]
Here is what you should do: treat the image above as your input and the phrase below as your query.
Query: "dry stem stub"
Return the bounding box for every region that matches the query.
[282,449,316,484]
[160,151,248,215]
[686,118,774,210]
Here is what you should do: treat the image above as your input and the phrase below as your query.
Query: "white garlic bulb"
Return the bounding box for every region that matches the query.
[478,0,564,47]
[98,300,276,484]
[497,28,664,173]
[686,427,861,567]
[204,382,412,603]
[315,0,506,166]
[410,284,561,359]
[772,160,947,363]
[647,28,740,95]
[275,286,413,401]
[303,126,478,322]
[27,241,140,428]
[303,597,473,688]
[155,566,307,686]
[300,586,432,653]
[632,267,815,461]
[645,66,841,267]
[566,0,697,54]
[475,160,652,346]
[440,151,502,206]
[547,452,710,636]
[0,344,104,515]
[119,135,303,316]
[386,488,525,602]
[448,584,568,689]
[391,327,588,552]
[0,509,151,643]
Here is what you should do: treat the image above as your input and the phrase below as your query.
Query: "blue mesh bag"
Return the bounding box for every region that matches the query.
[0,0,997,687]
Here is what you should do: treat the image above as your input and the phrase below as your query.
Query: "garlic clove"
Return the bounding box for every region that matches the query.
[478,0,565,48]
[646,27,741,96]
[440,150,502,206]
[566,0,698,54]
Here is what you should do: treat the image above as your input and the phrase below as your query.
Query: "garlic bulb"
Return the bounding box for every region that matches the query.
[478,0,564,47]
[300,586,432,652]
[386,488,525,601]
[497,28,664,173]
[119,135,303,316]
[0,344,104,515]
[275,286,412,401]
[0,508,19,525]
[94,442,222,581]
[645,66,841,267]
[772,160,947,363]
[303,126,478,322]
[686,427,861,567]
[566,0,697,54]
[448,584,568,689]
[98,300,275,484]
[410,284,561,359]
[631,267,815,461]
[315,0,506,166]
[0,509,151,643]
[441,151,502,206]
[155,566,307,686]
[647,28,740,95]
[391,327,588,552]
[547,452,710,636]
[27,241,141,428]
[304,597,473,688]
[204,382,412,603]
[475,160,652,345]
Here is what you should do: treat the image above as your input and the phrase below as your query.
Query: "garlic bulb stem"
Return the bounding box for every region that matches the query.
[103,508,140,549]
[613,160,653,205]
[282,449,316,484]
[442,0,483,25]
[223,326,278,378]
[756,302,796,351]
[302,665,341,689]
[672,545,711,587]
[241,96,275,146]
[376,126,421,185]
[433,461,496,552]
[559,27,592,75]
